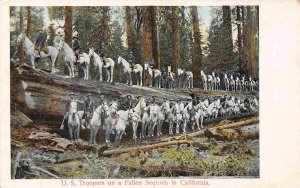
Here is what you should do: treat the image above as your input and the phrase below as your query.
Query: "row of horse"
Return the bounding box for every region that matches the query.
[201,71,259,92]
[16,33,258,92]
[67,95,259,144]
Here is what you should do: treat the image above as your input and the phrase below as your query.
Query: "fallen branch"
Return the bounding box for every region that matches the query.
[101,140,195,157]
[31,165,60,179]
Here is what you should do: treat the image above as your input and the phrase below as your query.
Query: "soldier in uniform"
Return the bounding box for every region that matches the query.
[99,42,108,66]
[60,92,83,130]
[34,29,47,56]
[72,36,80,63]
[82,93,93,128]
[128,50,134,69]
[120,94,133,110]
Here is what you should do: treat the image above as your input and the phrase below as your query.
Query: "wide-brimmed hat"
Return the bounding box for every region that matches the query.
[87,93,91,96]
[69,92,75,96]
[73,36,78,39]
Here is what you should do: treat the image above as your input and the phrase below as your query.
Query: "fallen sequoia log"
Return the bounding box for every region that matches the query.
[11,64,191,122]
[101,116,259,157]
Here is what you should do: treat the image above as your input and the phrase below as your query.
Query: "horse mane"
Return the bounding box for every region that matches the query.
[64,42,74,55]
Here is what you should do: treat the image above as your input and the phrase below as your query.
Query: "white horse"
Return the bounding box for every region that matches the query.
[185,71,194,89]
[200,70,208,90]
[235,76,241,92]
[117,56,143,86]
[89,103,105,144]
[56,40,90,79]
[17,32,59,74]
[144,63,161,88]
[88,48,114,82]
[130,97,147,140]
[166,66,176,89]
[147,104,165,137]
[207,74,214,90]
[102,101,118,143]
[172,103,183,134]
[181,102,191,134]
[224,73,230,91]
[112,110,129,142]
[230,75,236,91]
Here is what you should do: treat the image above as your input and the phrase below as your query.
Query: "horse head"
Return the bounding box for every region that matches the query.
[117,56,122,65]
[17,32,26,44]
[88,48,94,58]
[167,66,172,73]
[101,102,110,118]
[110,101,118,117]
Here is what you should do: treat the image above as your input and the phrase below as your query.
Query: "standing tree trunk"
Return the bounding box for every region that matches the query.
[25,6,31,37]
[64,6,73,46]
[248,7,255,76]
[125,6,135,52]
[222,6,233,50]
[171,6,180,81]
[101,7,110,52]
[142,7,153,84]
[236,6,243,72]
[241,6,247,74]
[222,6,234,70]
[190,6,202,87]
[18,7,24,64]
[149,6,160,69]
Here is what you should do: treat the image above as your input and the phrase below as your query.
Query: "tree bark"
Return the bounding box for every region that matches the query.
[101,7,110,52]
[241,6,247,74]
[237,6,243,72]
[222,6,233,51]
[125,6,135,51]
[26,6,31,36]
[149,6,160,69]
[142,7,153,84]
[64,6,73,46]
[190,6,202,87]
[171,6,180,80]
[18,7,24,64]
[248,7,255,76]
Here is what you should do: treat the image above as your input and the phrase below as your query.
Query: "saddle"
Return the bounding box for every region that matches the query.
[34,45,49,54]
[132,64,138,69]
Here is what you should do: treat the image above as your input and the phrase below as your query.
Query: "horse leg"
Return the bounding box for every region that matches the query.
[68,124,73,140]
[115,131,120,143]
[86,64,89,80]
[175,120,180,134]
[200,116,204,129]
[51,55,57,74]
[140,71,143,86]
[132,121,137,140]
[106,69,110,82]
[30,56,35,69]
[93,126,99,144]
[169,121,173,134]
[105,124,110,143]
[89,127,94,144]
[110,67,114,82]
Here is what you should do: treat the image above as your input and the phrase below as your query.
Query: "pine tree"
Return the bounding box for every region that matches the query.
[64,6,73,46]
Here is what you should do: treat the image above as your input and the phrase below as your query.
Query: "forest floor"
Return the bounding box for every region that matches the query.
[11,114,259,179]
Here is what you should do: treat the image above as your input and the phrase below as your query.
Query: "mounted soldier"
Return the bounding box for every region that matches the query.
[128,50,135,69]
[60,92,84,130]
[34,28,48,56]
[72,35,80,63]
[120,94,133,110]
[98,42,108,66]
